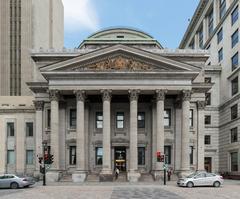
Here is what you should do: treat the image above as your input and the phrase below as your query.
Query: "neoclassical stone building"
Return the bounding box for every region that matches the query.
[24,28,211,182]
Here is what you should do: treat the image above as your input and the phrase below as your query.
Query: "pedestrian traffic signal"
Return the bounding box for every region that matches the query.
[49,154,54,164]
[44,154,54,164]
[38,157,43,164]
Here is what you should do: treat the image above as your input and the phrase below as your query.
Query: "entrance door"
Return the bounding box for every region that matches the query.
[204,157,212,172]
[114,147,126,171]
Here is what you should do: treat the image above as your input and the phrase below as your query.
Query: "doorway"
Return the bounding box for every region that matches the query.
[114,147,126,171]
[204,157,212,172]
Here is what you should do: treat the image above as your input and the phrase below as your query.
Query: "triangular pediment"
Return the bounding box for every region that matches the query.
[40,45,201,73]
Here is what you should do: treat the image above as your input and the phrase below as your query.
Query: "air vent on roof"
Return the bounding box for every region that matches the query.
[117,35,124,38]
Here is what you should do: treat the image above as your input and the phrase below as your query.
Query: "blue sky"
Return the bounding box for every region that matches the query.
[63,0,199,49]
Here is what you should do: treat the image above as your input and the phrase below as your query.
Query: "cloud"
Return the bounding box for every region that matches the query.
[62,0,100,32]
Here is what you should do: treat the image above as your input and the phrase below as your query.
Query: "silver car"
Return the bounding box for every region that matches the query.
[177,172,224,188]
[0,174,35,189]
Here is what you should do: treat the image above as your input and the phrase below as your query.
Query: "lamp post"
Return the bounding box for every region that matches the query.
[42,141,47,186]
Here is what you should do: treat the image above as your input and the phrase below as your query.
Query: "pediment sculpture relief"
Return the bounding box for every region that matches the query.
[73,56,160,71]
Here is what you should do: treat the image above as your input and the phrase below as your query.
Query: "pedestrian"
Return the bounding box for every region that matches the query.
[115,167,120,179]
[167,168,172,181]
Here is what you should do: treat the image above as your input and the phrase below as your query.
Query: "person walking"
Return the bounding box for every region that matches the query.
[115,167,120,180]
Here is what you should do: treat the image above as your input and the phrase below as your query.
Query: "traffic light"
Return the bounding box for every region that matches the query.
[160,154,165,162]
[157,151,161,162]
[38,157,43,164]
[44,154,54,164]
[49,154,54,164]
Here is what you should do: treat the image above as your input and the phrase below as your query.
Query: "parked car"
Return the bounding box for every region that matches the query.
[177,172,224,188]
[0,174,35,189]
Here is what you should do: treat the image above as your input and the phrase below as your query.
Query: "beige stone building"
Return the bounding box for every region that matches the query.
[180,0,240,178]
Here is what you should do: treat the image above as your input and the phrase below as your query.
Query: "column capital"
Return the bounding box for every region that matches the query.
[197,101,205,110]
[33,100,44,111]
[156,89,167,101]
[49,90,60,101]
[182,90,192,101]
[101,89,112,101]
[74,90,86,102]
[128,89,140,101]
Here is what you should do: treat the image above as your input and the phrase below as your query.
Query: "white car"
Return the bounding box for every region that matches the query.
[177,172,224,188]
[0,174,35,189]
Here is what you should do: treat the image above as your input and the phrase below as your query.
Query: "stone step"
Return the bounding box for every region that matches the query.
[115,173,127,182]
[139,173,154,182]
[86,174,99,182]
[60,174,72,182]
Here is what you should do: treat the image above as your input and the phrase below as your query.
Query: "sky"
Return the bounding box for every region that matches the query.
[62,0,200,49]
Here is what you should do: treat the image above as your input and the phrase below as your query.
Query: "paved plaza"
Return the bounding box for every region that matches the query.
[0,180,239,199]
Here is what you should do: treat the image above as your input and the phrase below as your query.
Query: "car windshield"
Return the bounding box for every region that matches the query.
[186,172,197,178]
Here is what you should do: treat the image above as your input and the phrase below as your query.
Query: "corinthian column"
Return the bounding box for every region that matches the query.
[197,101,205,171]
[128,89,140,182]
[33,100,44,173]
[180,90,191,176]
[72,90,87,182]
[100,90,112,181]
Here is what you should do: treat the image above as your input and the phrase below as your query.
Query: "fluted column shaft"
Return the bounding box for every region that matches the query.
[181,90,191,171]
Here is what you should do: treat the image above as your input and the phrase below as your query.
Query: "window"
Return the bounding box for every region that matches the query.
[231,104,238,120]
[231,127,238,143]
[189,146,194,165]
[26,150,34,165]
[205,115,211,125]
[96,112,103,129]
[26,122,33,137]
[47,109,51,129]
[231,6,238,25]
[7,150,15,164]
[198,27,203,49]
[7,122,14,137]
[138,147,145,165]
[217,28,223,44]
[189,40,195,49]
[96,147,103,165]
[231,76,239,96]
[205,135,211,145]
[208,9,214,36]
[70,109,76,129]
[164,146,171,164]
[220,0,226,19]
[164,109,171,127]
[232,52,239,71]
[138,112,145,128]
[205,77,212,83]
[230,152,238,171]
[218,48,223,62]
[206,93,211,105]
[189,109,193,127]
[116,112,124,129]
[69,146,76,165]
[232,29,239,48]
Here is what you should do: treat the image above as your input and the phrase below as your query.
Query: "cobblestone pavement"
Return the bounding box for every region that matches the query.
[0,180,239,199]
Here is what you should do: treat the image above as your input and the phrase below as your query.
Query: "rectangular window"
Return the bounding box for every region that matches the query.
[205,77,212,83]
[231,76,239,96]
[205,135,211,145]
[138,147,145,165]
[218,48,223,62]
[198,27,203,49]
[138,112,145,128]
[231,6,239,25]
[232,52,238,71]
[69,109,76,128]
[189,109,193,127]
[208,9,214,36]
[231,127,238,143]
[7,122,14,137]
[231,104,238,120]
[205,115,211,125]
[220,0,226,19]
[7,150,15,164]
[230,152,238,171]
[26,150,34,165]
[96,147,103,165]
[96,112,103,129]
[232,29,239,48]
[206,93,211,106]
[69,146,76,165]
[189,146,193,165]
[164,146,171,164]
[217,28,223,44]
[164,109,171,127]
[116,112,124,129]
[26,122,33,137]
[47,109,51,129]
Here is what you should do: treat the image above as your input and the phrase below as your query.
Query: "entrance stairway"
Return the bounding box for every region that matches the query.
[60,174,72,182]
[139,173,154,182]
[114,172,127,182]
[86,174,99,182]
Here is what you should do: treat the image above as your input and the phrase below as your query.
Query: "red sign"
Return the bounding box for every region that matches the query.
[156,151,161,157]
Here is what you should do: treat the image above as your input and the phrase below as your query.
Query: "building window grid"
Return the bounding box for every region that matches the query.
[205,135,211,145]
[208,9,214,36]
[69,109,76,129]
[164,109,171,127]
[164,146,171,164]
[206,93,211,106]
[205,115,211,125]
[96,112,103,129]
[231,127,238,143]
[232,29,239,48]
[69,146,76,165]
[232,52,239,71]
[217,28,223,44]
[230,152,238,171]
[189,146,194,165]
[218,48,223,62]
[26,122,33,137]
[138,147,145,165]
[231,104,238,120]
[26,150,34,165]
[231,6,239,25]
[138,112,145,128]
[231,76,239,96]
[7,122,14,137]
[189,109,193,127]
[96,147,103,165]
[198,27,204,49]
[7,150,15,164]
[220,0,226,19]
[47,109,51,129]
[116,112,124,129]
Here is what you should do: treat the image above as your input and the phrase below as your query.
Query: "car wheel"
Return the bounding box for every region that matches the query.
[186,182,194,188]
[213,181,220,187]
[10,182,19,189]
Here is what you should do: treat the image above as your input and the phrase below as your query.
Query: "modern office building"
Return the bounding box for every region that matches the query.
[180,0,240,178]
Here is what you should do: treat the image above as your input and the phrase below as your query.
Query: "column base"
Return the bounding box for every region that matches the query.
[72,171,87,182]
[152,170,164,181]
[46,171,62,182]
[127,171,141,182]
